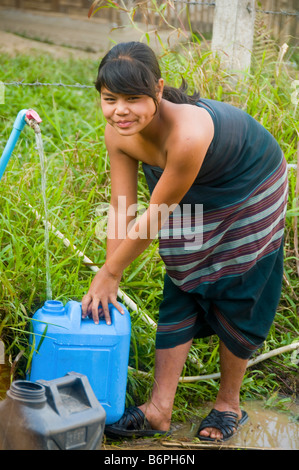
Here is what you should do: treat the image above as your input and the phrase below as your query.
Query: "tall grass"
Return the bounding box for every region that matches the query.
[0,17,298,418]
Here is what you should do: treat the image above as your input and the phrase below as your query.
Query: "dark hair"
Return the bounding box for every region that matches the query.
[95,42,200,106]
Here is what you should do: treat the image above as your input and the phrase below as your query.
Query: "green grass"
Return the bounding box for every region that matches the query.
[0,32,298,421]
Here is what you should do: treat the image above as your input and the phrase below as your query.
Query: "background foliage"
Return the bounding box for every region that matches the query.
[0,11,298,418]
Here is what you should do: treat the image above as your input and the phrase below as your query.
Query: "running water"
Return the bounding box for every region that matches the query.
[34,132,52,300]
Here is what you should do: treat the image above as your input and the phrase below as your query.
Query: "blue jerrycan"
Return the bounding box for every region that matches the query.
[0,372,106,450]
[28,300,131,425]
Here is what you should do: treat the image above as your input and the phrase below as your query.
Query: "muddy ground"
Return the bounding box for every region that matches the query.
[101,400,299,451]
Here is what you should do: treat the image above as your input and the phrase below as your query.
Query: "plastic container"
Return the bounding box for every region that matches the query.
[28,300,131,424]
[0,372,106,450]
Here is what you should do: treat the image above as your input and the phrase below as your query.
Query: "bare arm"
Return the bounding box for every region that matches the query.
[82,128,139,323]
[82,112,213,324]
[106,139,139,260]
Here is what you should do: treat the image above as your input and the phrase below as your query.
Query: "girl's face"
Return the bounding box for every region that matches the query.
[100,80,163,136]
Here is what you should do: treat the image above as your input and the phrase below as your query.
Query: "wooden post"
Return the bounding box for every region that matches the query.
[211,0,255,74]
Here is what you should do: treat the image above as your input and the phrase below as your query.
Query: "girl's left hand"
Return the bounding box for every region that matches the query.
[81,264,124,325]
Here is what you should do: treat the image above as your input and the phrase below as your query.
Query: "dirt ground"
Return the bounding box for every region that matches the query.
[0,6,179,59]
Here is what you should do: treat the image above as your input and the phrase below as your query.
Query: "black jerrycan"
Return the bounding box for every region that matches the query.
[0,372,106,450]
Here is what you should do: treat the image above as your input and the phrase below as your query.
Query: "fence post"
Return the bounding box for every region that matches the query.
[211,0,255,74]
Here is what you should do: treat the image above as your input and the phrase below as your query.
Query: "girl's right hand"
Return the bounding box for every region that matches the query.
[81,264,124,325]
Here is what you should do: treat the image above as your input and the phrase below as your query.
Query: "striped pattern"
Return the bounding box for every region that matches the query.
[213,305,260,352]
[159,157,288,292]
[157,313,198,334]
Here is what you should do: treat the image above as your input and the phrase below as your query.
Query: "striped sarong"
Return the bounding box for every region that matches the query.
[159,157,288,291]
[142,99,288,358]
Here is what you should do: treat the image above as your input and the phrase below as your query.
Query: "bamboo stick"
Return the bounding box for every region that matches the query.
[160,439,280,451]
[294,142,299,276]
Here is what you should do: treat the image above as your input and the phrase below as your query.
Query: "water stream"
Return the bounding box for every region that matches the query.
[34,132,52,300]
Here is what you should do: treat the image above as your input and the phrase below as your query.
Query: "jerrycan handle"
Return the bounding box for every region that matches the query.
[37,372,101,418]
[67,301,117,329]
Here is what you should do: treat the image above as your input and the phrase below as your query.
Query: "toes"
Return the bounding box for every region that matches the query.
[199,427,223,440]
[210,428,222,440]
[199,427,211,437]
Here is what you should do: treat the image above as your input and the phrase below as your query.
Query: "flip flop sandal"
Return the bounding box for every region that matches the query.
[105,406,171,438]
[196,408,249,442]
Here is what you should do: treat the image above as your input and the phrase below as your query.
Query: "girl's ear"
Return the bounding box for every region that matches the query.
[156,78,164,103]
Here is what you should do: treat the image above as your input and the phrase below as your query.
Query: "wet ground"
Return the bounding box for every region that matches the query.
[1,361,298,450]
[102,400,299,451]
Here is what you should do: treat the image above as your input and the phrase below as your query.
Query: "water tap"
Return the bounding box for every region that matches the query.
[25,109,42,134]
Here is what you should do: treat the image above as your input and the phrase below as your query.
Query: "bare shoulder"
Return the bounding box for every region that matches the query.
[104,125,138,182]
[104,124,124,153]
[165,103,214,162]
[170,103,213,136]
[104,124,140,163]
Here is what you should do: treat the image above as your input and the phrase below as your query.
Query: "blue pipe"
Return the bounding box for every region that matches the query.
[0,109,28,181]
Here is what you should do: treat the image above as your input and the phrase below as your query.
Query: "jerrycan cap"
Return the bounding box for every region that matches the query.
[7,380,47,404]
[42,300,65,315]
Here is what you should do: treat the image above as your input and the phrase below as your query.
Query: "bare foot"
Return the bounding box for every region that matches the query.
[199,404,242,440]
[138,401,171,432]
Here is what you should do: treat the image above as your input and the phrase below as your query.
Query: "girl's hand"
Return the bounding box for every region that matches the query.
[81,264,124,325]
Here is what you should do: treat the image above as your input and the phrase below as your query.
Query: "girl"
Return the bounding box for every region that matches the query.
[81,42,288,441]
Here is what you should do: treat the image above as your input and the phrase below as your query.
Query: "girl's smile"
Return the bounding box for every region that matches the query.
[115,119,136,129]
